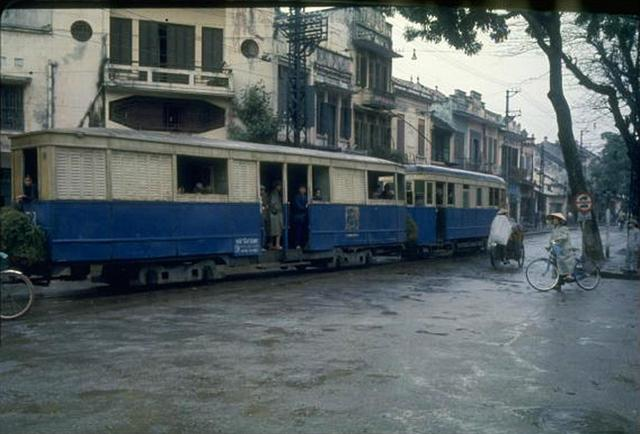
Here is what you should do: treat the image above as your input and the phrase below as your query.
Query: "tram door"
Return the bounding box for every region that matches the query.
[286,164,309,249]
[260,162,284,248]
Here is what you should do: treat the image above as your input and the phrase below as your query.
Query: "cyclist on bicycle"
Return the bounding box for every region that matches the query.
[547,212,575,281]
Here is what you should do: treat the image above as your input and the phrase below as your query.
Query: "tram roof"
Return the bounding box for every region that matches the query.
[405,164,506,185]
[12,128,403,168]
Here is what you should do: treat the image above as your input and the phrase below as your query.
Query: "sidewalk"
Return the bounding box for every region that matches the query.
[599,227,639,281]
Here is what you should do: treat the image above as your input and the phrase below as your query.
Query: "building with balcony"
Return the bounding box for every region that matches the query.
[0,8,108,205]
[391,77,439,163]
[500,119,535,224]
[534,137,570,220]
[105,8,277,138]
[432,89,503,175]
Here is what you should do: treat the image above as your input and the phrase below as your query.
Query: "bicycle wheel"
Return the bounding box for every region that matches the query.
[574,258,600,291]
[1,270,34,320]
[525,258,559,292]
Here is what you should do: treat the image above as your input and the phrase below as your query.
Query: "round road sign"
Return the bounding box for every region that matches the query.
[575,192,593,214]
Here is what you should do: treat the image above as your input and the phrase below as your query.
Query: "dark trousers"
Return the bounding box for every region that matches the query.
[293,217,306,247]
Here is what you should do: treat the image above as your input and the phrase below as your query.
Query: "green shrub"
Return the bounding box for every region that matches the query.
[406,215,418,246]
[0,207,47,267]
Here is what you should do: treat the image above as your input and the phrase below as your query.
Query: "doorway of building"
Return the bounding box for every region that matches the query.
[287,164,309,249]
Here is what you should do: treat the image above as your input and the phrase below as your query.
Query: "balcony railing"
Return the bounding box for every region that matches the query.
[449,158,500,175]
[501,166,534,183]
[358,87,395,109]
[104,62,233,97]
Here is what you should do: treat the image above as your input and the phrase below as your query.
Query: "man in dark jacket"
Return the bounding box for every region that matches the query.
[292,185,308,249]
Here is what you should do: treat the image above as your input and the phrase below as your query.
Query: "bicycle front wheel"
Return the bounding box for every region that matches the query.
[1,270,34,320]
[574,259,601,291]
[526,258,559,292]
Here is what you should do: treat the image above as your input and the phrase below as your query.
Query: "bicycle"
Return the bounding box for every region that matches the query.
[525,244,601,292]
[1,252,35,320]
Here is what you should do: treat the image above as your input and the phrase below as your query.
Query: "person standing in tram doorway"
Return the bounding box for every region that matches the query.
[292,185,308,249]
[269,181,284,250]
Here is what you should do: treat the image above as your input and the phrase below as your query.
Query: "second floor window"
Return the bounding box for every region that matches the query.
[202,27,223,72]
[139,21,195,70]
[110,17,132,65]
[0,84,24,131]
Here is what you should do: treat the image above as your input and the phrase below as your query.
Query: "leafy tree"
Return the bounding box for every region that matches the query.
[560,14,639,219]
[0,207,47,268]
[228,83,281,144]
[396,7,604,260]
[590,132,631,213]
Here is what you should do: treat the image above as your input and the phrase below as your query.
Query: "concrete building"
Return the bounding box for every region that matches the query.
[0,8,108,205]
[500,119,536,225]
[391,77,438,164]
[534,137,570,219]
[104,8,277,139]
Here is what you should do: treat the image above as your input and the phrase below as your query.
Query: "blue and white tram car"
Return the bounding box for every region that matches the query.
[405,165,507,254]
[10,128,407,285]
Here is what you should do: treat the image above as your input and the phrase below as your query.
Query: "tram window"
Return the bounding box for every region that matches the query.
[406,181,413,205]
[397,174,405,202]
[476,187,483,207]
[500,189,507,208]
[415,181,425,206]
[447,183,455,206]
[426,182,433,205]
[177,156,228,194]
[462,184,470,208]
[435,182,444,206]
[368,171,395,200]
[312,165,330,201]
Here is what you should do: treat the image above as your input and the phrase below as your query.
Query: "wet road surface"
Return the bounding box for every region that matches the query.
[1,232,638,433]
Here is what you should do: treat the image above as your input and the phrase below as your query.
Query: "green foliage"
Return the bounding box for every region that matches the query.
[406,215,418,246]
[228,83,281,144]
[590,132,631,199]
[368,145,407,164]
[396,6,512,55]
[0,207,47,267]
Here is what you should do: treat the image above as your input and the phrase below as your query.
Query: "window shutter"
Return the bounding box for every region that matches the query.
[341,104,351,139]
[304,85,315,128]
[55,148,107,200]
[111,151,172,201]
[397,115,405,152]
[139,21,159,67]
[203,27,223,71]
[110,18,131,65]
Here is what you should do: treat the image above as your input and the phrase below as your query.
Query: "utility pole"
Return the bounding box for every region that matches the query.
[539,140,545,228]
[275,8,327,146]
[505,88,520,121]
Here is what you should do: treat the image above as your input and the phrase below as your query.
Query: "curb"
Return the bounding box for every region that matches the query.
[601,270,640,281]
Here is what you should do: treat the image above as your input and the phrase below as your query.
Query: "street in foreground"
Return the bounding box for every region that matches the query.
[0,232,638,434]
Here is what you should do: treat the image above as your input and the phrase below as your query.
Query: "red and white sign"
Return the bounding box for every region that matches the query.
[575,192,593,214]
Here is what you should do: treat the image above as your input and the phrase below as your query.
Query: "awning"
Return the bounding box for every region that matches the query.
[1,74,32,85]
[352,39,402,58]
[431,114,456,133]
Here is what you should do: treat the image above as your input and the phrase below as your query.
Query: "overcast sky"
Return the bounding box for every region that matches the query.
[387,14,615,151]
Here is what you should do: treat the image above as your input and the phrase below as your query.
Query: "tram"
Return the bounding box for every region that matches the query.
[10,128,407,285]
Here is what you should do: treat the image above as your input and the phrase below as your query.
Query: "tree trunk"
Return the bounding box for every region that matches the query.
[528,13,604,261]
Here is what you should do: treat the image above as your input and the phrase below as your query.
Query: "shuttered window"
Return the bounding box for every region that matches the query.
[109,17,131,65]
[340,97,351,139]
[396,115,405,153]
[332,168,365,204]
[202,27,223,72]
[111,151,172,201]
[139,21,194,70]
[230,160,257,202]
[417,118,425,157]
[55,147,107,199]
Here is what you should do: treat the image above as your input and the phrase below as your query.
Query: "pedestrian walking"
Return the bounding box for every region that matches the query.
[625,218,640,273]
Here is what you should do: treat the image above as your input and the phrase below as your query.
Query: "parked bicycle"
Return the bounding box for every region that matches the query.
[1,252,35,320]
[525,244,601,292]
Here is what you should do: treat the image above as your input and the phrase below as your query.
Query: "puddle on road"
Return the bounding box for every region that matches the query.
[515,407,635,433]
